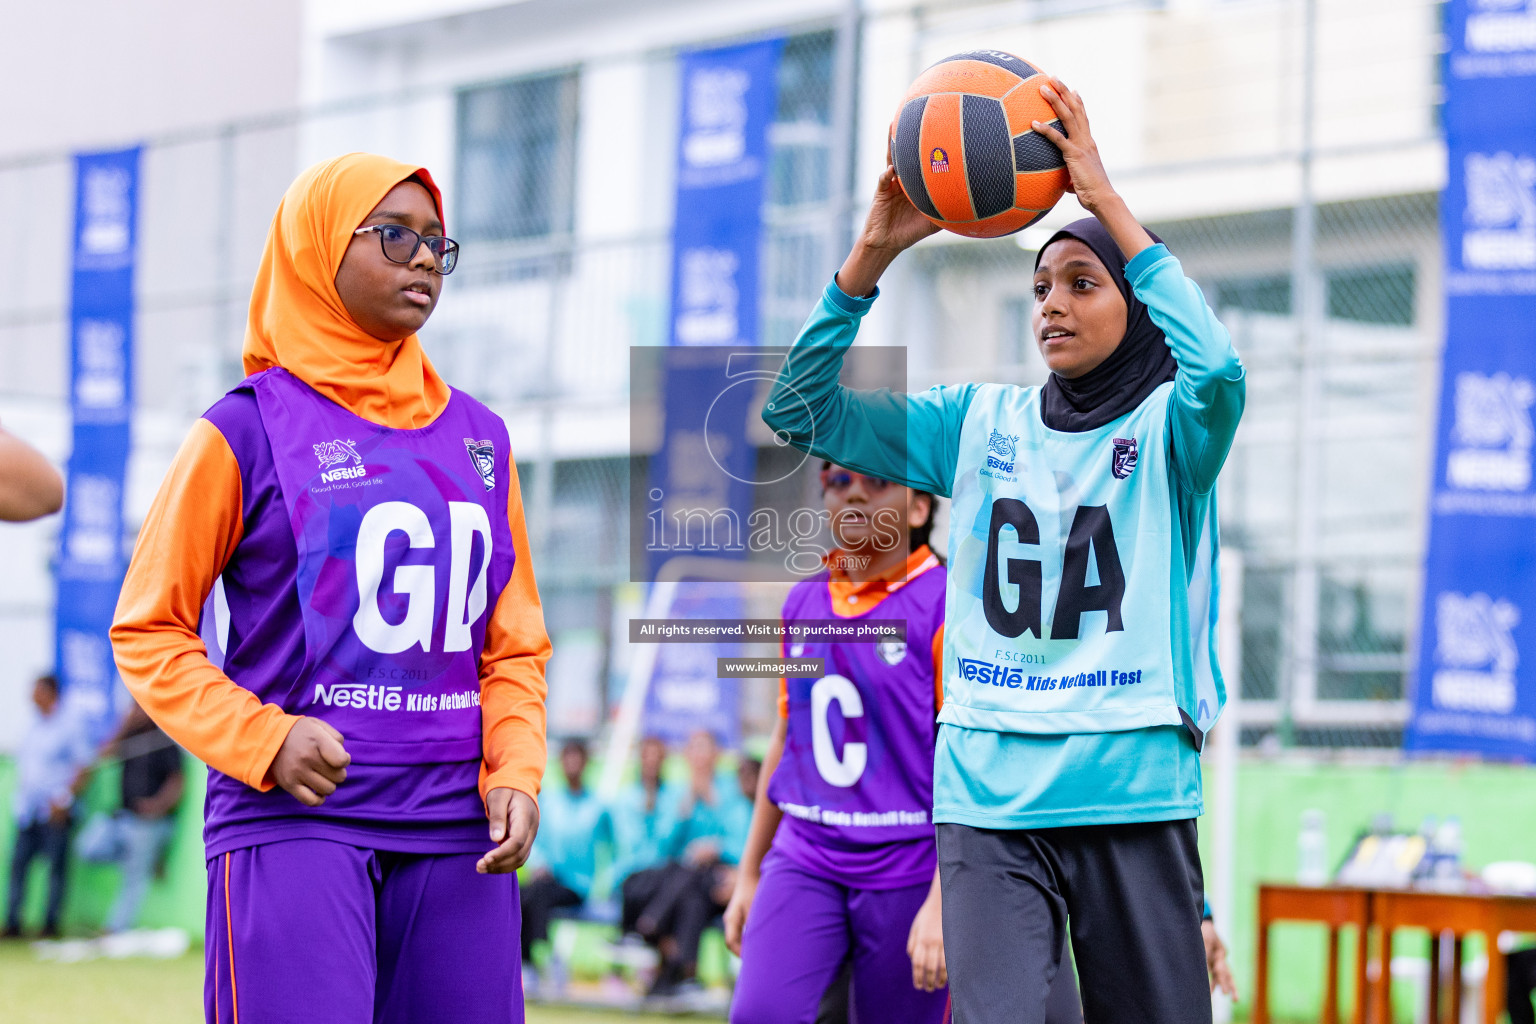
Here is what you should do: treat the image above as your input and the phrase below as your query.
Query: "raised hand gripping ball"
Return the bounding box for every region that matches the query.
[889,50,1069,238]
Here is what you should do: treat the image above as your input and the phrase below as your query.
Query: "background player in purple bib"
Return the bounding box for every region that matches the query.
[723,463,949,1024]
[112,154,551,1024]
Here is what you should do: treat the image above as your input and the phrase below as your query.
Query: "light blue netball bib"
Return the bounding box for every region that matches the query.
[941,381,1224,746]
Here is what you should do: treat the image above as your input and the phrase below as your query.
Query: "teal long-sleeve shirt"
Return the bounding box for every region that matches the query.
[762,243,1245,829]
[608,782,680,885]
[763,243,1242,499]
[526,784,611,899]
[668,777,753,865]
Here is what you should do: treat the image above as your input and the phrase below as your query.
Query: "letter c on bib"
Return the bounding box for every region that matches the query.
[810,674,867,788]
[353,501,435,654]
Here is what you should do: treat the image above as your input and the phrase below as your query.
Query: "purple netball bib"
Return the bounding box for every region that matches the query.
[768,562,946,850]
[248,368,515,765]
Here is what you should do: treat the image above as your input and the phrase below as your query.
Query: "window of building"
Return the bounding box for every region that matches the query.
[1213,274,1291,316]
[769,31,834,208]
[456,70,579,242]
[1316,569,1408,702]
[1209,264,1416,325]
[1326,263,1415,326]
[762,30,837,347]
[1240,568,1285,701]
[1000,296,1032,366]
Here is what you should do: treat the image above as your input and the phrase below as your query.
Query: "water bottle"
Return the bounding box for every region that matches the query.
[1414,815,1440,887]
[1432,817,1464,891]
[1298,809,1329,886]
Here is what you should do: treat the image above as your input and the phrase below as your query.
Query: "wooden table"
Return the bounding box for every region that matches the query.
[1255,884,1374,1024]
[1256,883,1536,1024]
[1370,888,1536,1024]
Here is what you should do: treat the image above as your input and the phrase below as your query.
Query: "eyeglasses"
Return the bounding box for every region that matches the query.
[353,224,460,275]
[819,468,895,494]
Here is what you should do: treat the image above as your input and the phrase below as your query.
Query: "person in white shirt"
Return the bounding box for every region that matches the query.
[5,674,92,938]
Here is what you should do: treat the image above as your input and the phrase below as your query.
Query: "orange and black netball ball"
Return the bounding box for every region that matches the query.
[889,50,1069,238]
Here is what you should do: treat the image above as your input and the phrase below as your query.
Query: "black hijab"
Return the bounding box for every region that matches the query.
[1033,217,1176,432]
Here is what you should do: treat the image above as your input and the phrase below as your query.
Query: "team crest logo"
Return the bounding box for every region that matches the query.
[877,640,908,666]
[985,430,1019,474]
[1111,437,1139,480]
[930,147,949,173]
[464,438,496,491]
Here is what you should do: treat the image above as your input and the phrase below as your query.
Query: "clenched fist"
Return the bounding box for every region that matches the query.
[270,717,350,807]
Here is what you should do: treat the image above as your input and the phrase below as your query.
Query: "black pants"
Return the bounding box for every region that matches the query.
[937,818,1209,1024]
[620,865,670,935]
[815,939,1082,1024]
[622,863,726,980]
[1043,943,1083,1024]
[6,818,72,934]
[519,873,581,963]
[1510,948,1536,1024]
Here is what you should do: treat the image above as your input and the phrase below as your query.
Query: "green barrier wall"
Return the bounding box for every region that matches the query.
[1201,758,1536,1022]
[0,756,206,936]
[3,754,1533,1021]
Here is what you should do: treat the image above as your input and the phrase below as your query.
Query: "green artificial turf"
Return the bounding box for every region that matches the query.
[0,941,703,1024]
[0,940,203,1024]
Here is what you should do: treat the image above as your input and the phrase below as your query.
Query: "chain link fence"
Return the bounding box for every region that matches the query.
[887,0,1444,751]
[907,191,1438,750]
[0,0,1448,750]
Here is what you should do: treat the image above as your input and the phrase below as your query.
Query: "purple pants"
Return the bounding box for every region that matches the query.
[731,853,949,1024]
[205,840,523,1024]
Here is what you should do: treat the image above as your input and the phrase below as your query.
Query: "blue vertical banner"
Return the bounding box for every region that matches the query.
[668,37,783,351]
[1408,2,1536,758]
[648,36,785,580]
[56,147,139,738]
[642,38,784,747]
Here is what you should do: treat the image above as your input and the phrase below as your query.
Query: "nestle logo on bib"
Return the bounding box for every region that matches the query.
[322,465,367,483]
[986,430,1019,473]
[314,438,367,484]
[314,682,402,711]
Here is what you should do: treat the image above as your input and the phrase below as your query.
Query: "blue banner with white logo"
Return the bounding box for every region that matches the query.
[56,147,139,740]
[667,37,782,350]
[1408,1,1536,758]
[641,38,784,748]
[648,36,784,577]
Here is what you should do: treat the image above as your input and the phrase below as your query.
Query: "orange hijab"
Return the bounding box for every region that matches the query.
[242,153,452,429]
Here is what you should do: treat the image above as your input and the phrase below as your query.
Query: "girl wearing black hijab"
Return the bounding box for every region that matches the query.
[762,75,1244,1023]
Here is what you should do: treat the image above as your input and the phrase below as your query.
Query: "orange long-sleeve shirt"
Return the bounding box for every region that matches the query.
[777,546,945,719]
[110,417,550,805]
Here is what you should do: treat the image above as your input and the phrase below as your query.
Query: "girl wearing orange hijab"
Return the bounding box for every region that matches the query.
[112,154,549,1023]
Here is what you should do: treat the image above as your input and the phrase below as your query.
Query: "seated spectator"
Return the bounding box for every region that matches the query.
[722,756,758,864]
[4,674,91,939]
[521,738,610,984]
[622,730,757,999]
[609,735,678,896]
[97,702,184,933]
[671,731,754,870]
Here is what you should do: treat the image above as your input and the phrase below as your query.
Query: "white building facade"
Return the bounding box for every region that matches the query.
[0,2,303,750]
[0,0,1445,747]
[304,0,1441,743]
